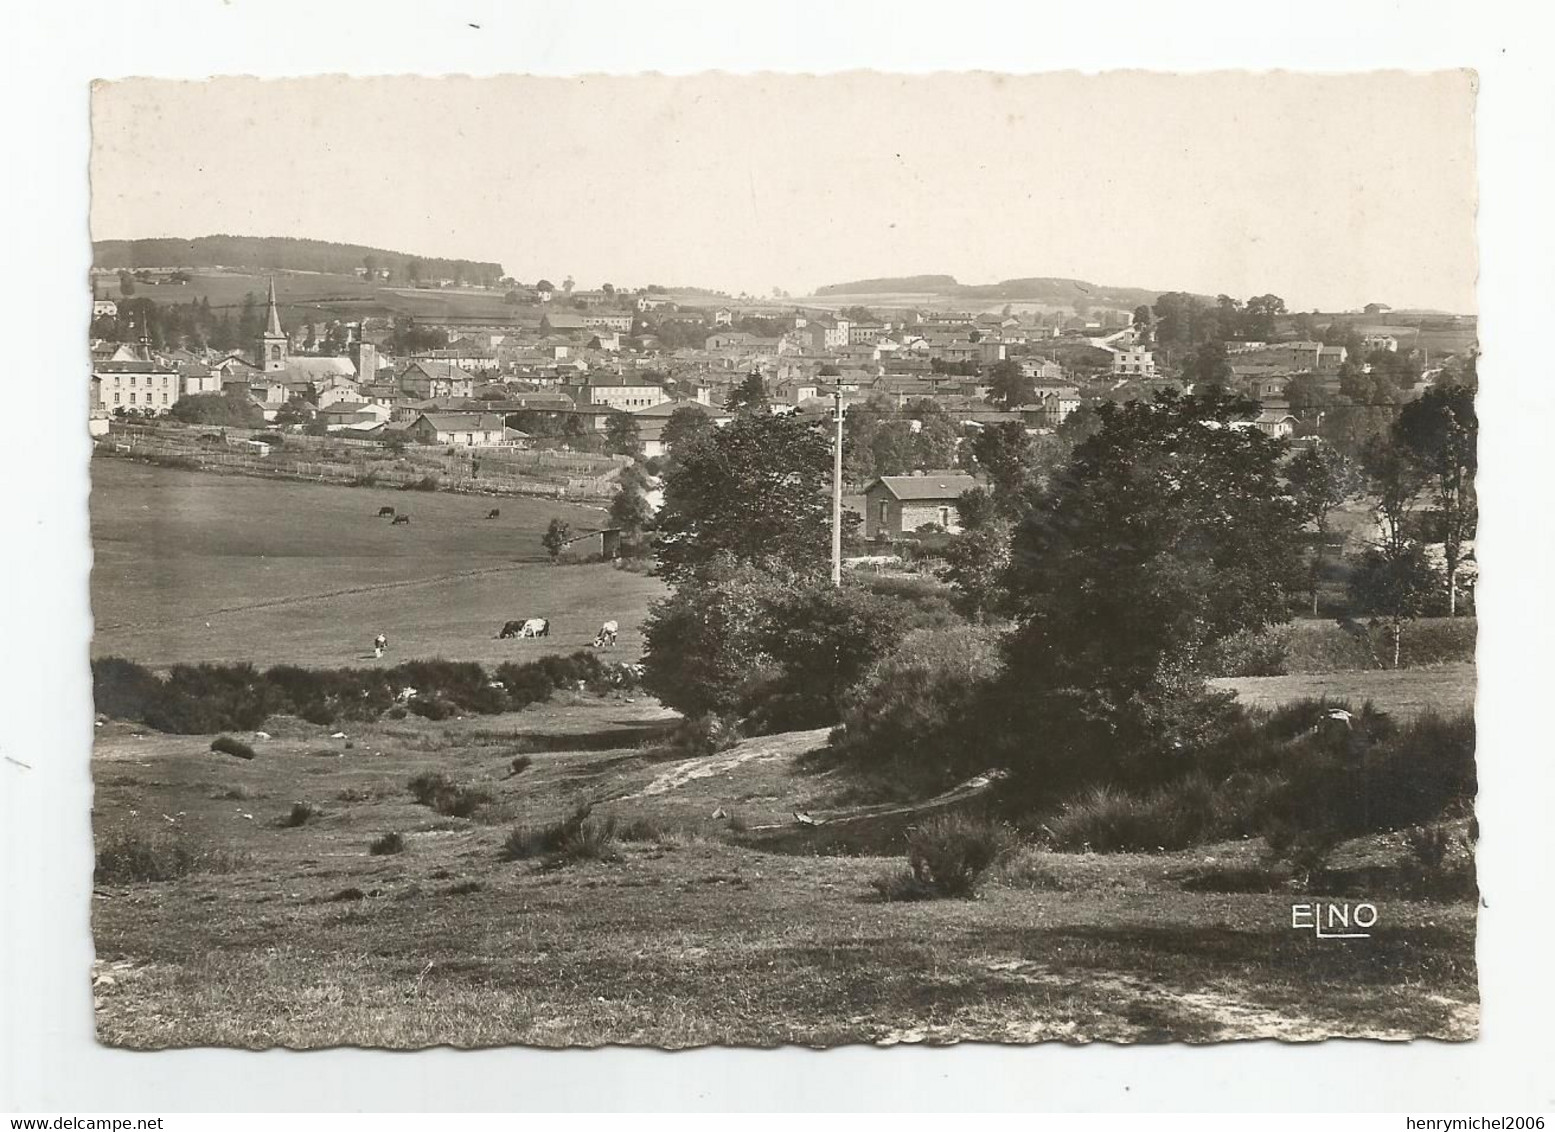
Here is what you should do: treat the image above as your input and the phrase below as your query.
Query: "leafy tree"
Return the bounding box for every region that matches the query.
[1359,435,1424,557]
[938,520,1013,622]
[117,270,136,298]
[756,583,908,727]
[168,392,265,427]
[640,557,791,720]
[1393,383,1476,615]
[997,390,1305,795]
[906,399,960,470]
[954,485,999,531]
[541,518,571,562]
[1243,294,1287,341]
[965,421,1039,516]
[1348,544,1441,668]
[609,462,655,539]
[561,414,602,453]
[660,405,715,461]
[238,292,261,343]
[653,412,830,583]
[724,372,770,417]
[1187,339,1232,388]
[274,396,315,427]
[303,320,317,351]
[1286,444,1361,614]
[604,411,643,457]
[987,358,1035,410]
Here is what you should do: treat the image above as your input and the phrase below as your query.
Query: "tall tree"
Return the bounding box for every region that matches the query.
[609,462,655,540]
[987,358,1035,410]
[1393,384,1477,615]
[653,413,831,582]
[604,411,644,457]
[965,421,1039,516]
[542,518,571,562]
[724,372,770,417]
[998,390,1305,793]
[1286,444,1361,614]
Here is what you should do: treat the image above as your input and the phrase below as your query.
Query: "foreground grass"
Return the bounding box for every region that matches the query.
[91,695,1477,1049]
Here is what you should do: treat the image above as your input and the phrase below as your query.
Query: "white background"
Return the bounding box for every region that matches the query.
[2,0,1552,1114]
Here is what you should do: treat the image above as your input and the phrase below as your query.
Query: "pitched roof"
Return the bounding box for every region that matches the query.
[417,412,508,432]
[868,474,980,501]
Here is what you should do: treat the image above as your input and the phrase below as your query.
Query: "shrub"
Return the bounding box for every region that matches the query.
[402,474,441,492]
[831,625,1005,790]
[502,804,618,864]
[144,663,274,734]
[369,832,406,856]
[407,772,492,818]
[1403,823,1452,870]
[281,802,318,828]
[94,830,249,884]
[1204,625,1290,677]
[91,656,162,721]
[210,735,256,760]
[614,817,667,843]
[508,755,533,777]
[869,866,933,902]
[903,812,1019,897]
[407,696,456,721]
[1047,780,1212,852]
[1261,709,1475,843]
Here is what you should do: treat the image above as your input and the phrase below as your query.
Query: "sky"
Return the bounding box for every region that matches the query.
[90,71,1478,312]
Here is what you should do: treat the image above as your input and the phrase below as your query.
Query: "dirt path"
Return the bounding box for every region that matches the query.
[626,729,831,798]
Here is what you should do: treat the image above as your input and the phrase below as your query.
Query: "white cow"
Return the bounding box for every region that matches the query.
[520,617,550,638]
[591,620,619,648]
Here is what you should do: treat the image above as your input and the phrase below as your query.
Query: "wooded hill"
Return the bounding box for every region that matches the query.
[92,235,504,286]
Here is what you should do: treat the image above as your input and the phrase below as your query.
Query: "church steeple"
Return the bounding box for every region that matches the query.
[260,276,288,371]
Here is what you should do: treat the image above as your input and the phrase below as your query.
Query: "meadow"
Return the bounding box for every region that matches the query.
[90,460,666,668]
[88,460,1478,1048]
[90,699,1478,1049]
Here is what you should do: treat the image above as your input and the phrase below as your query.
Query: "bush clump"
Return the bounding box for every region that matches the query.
[369,831,406,856]
[92,656,163,722]
[94,830,248,884]
[210,734,256,760]
[830,625,1005,790]
[502,804,619,865]
[281,802,318,828]
[407,772,492,818]
[901,812,1019,898]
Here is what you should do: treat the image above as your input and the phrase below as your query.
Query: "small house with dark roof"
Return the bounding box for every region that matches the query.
[862,473,980,540]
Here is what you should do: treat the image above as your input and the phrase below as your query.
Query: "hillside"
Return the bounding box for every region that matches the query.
[92,235,504,286]
[812,273,1180,312]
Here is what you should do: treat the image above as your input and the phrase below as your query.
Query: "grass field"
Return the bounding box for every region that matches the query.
[1212,663,1476,720]
[90,461,666,668]
[91,699,1478,1049]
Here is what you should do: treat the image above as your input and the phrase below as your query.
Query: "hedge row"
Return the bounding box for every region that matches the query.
[92,652,631,734]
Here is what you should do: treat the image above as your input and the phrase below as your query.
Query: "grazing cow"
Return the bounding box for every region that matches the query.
[373,633,388,659]
[520,617,550,638]
[486,508,501,520]
[377,506,396,518]
[497,619,527,639]
[391,514,411,525]
[591,620,619,648]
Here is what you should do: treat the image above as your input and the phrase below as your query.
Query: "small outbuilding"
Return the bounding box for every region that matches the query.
[861,473,980,540]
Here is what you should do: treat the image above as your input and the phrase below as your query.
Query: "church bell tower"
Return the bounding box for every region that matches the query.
[260,277,288,372]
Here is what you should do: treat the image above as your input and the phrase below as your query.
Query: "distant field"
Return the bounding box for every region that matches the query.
[1213,663,1476,719]
[90,461,666,668]
[113,269,528,326]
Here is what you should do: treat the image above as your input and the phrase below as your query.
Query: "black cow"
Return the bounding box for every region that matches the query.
[378,505,396,518]
[486,508,501,520]
[497,619,526,639]
[391,514,411,525]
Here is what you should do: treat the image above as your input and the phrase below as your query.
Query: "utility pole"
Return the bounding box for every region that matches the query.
[831,388,844,587]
